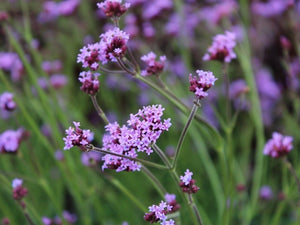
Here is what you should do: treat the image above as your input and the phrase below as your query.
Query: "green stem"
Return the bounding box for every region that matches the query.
[91,146,168,170]
[90,95,110,125]
[188,194,204,225]
[283,157,300,196]
[141,166,166,197]
[172,99,200,170]
[152,144,172,169]
[222,63,231,123]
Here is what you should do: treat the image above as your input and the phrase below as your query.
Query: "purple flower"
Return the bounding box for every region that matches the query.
[141,52,166,76]
[97,0,130,18]
[263,132,293,158]
[77,42,102,70]
[102,105,171,172]
[55,150,64,161]
[42,217,52,225]
[62,211,77,223]
[0,92,16,112]
[179,169,199,194]
[99,27,130,64]
[50,74,68,89]
[0,129,24,153]
[42,216,62,225]
[164,193,180,213]
[12,178,28,200]
[259,185,273,200]
[144,201,173,224]
[63,122,93,150]
[142,0,173,20]
[251,0,290,18]
[81,151,102,166]
[1,218,10,225]
[42,60,62,74]
[78,71,100,95]
[189,70,217,99]
[0,52,24,81]
[203,31,236,63]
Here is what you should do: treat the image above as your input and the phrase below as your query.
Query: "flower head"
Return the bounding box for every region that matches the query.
[102,105,171,172]
[63,122,93,150]
[203,31,236,63]
[144,201,174,224]
[81,151,102,166]
[99,27,130,64]
[63,211,77,224]
[179,169,199,194]
[78,71,100,95]
[141,52,166,76]
[12,178,28,201]
[164,193,180,213]
[189,70,217,99]
[263,132,293,158]
[0,92,16,112]
[259,185,273,200]
[97,0,130,17]
[0,128,24,153]
[77,43,102,70]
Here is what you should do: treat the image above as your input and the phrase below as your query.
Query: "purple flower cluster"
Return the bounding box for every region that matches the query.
[12,178,28,201]
[164,193,180,213]
[203,31,236,63]
[189,70,217,99]
[259,185,273,201]
[42,217,62,225]
[38,0,80,23]
[251,0,290,18]
[42,211,77,225]
[97,0,131,18]
[102,105,171,172]
[81,151,102,167]
[0,92,16,112]
[78,71,100,95]
[263,132,293,158]
[0,129,24,153]
[179,169,199,194]
[63,122,94,151]
[77,28,130,69]
[141,52,166,76]
[0,52,24,81]
[144,201,175,225]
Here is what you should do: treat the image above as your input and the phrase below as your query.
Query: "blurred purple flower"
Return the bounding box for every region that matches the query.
[0,92,16,112]
[50,74,68,89]
[142,0,173,20]
[81,151,102,166]
[0,52,24,81]
[97,0,130,18]
[259,185,273,200]
[62,211,77,224]
[55,150,64,161]
[144,201,173,224]
[140,52,166,76]
[251,0,290,18]
[263,132,293,158]
[0,128,24,153]
[12,178,28,200]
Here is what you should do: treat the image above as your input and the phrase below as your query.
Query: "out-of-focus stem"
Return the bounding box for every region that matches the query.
[222,63,230,123]
[188,194,204,225]
[91,146,168,170]
[90,95,110,125]
[141,166,167,197]
[283,156,300,196]
[172,99,200,170]
[24,211,35,225]
[152,144,172,169]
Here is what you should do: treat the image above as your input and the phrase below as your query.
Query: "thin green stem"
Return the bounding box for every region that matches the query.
[117,57,135,75]
[141,166,167,197]
[172,99,200,170]
[222,63,231,123]
[188,194,204,225]
[90,95,110,125]
[90,146,168,170]
[152,144,172,169]
[283,157,300,196]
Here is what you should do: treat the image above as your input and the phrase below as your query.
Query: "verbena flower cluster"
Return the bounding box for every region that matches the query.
[263,132,293,158]
[0,92,16,112]
[78,71,100,95]
[144,201,175,225]
[164,193,180,213]
[141,52,166,76]
[63,122,94,150]
[12,178,28,201]
[179,169,199,194]
[77,27,130,69]
[189,70,217,99]
[102,104,171,172]
[97,0,131,18]
[203,31,236,63]
[0,128,24,153]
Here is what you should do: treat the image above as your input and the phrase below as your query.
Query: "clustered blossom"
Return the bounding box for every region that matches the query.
[189,70,217,99]
[77,28,130,68]
[42,216,62,225]
[77,43,102,70]
[259,185,273,201]
[179,169,199,194]
[141,52,166,76]
[203,31,236,63]
[38,0,81,23]
[0,92,16,112]
[263,132,293,158]
[144,201,175,225]
[12,178,28,201]
[63,122,94,150]
[0,129,25,153]
[102,105,171,172]
[97,0,131,18]
[99,27,130,64]
[164,193,180,213]
[78,71,100,95]
[0,52,24,81]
